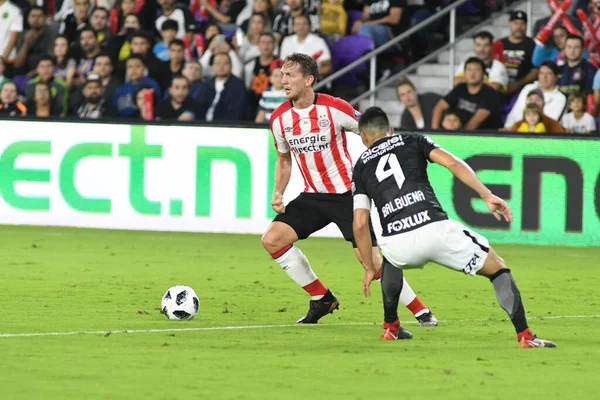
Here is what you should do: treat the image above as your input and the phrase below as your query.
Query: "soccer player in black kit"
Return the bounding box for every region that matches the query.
[352,107,556,348]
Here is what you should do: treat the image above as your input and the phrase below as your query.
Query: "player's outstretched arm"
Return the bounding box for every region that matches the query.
[353,208,377,297]
[272,151,293,214]
[429,148,513,223]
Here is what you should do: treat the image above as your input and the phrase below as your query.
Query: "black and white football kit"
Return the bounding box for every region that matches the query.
[353,134,490,275]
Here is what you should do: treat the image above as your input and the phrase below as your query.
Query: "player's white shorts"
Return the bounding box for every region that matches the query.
[378,219,490,276]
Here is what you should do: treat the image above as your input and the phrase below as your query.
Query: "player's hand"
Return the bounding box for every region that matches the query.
[362,267,377,297]
[482,193,513,223]
[271,192,285,214]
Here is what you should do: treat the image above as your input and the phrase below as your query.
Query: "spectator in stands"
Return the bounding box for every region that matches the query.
[280,15,331,77]
[122,32,170,90]
[455,31,509,92]
[440,108,462,130]
[76,73,116,119]
[432,57,503,130]
[0,57,12,89]
[507,89,566,132]
[29,81,61,117]
[105,14,141,64]
[157,75,205,121]
[26,55,68,116]
[155,0,195,42]
[53,35,76,86]
[182,60,209,103]
[154,20,178,61]
[0,0,23,69]
[321,0,347,41]
[505,61,567,127]
[204,52,247,121]
[255,59,286,122]
[561,91,597,133]
[200,34,243,80]
[498,10,537,97]
[201,0,248,32]
[273,0,321,42]
[0,81,26,116]
[132,83,158,120]
[113,54,161,117]
[239,0,274,34]
[73,27,103,86]
[558,35,596,95]
[351,0,403,47]
[532,25,591,68]
[89,7,111,45]
[162,39,185,85]
[60,0,91,43]
[245,32,276,117]
[92,53,121,105]
[396,76,441,129]
[235,13,269,64]
[14,6,55,76]
[516,104,547,133]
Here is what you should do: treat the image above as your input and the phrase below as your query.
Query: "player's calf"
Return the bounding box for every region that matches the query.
[479,248,556,348]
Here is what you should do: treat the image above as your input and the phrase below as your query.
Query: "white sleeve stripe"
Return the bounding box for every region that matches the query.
[353,194,371,210]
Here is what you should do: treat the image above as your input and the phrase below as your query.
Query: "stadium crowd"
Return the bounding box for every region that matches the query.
[0,0,598,134]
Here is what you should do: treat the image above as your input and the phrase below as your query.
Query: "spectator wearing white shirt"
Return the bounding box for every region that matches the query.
[505,61,567,128]
[279,15,331,77]
[560,92,597,134]
[454,31,509,92]
[0,0,23,64]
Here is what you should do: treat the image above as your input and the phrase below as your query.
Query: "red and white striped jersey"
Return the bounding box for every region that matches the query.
[269,93,361,194]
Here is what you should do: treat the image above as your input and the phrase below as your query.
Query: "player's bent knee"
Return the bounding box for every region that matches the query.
[477,247,506,277]
[261,223,297,253]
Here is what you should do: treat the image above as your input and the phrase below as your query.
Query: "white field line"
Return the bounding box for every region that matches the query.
[0,314,598,339]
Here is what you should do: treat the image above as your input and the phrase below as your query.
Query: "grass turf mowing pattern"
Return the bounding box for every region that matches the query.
[0,225,598,400]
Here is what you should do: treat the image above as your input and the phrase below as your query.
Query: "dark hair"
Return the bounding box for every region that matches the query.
[130,31,152,44]
[204,23,222,36]
[37,54,57,67]
[169,39,185,49]
[170,74,190,88]
[161,19,179,31]
[566,34,584,46]
[29,5,46,15]
[79,27,97,38]
[283,53,318,85]
[31,81,56,115]
[473,30,494,42]
[211,51,231,66]
[126,54,147,66]
[53,35,71,67]
[358,106,391,135]
[259,32,275,42]
[293,14,311,28]
[91,6,109,17]
[553,25,568,35]
[94,52,112,63]
[568,91,586,104]
[464,56,486,73]
[539,60,559,76]
[442,108,460,120]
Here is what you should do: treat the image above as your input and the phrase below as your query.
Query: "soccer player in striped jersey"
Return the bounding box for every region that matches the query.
[261,53,437,330]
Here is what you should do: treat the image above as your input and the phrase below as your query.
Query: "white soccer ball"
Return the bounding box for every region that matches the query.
[161,285,200,320]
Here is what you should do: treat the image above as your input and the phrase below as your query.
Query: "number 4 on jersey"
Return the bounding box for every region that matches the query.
[376,154,405,189]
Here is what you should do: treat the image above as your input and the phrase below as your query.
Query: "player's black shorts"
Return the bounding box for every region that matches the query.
[273,191,377,248]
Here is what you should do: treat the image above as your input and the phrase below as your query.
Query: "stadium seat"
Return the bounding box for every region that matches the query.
[331,35,375,87]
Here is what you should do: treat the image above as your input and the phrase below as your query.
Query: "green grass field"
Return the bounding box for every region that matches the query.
[0,225,598,400]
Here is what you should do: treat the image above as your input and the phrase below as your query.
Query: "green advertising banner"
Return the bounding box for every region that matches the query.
[425,134,600,246]
[0,119,597,246]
